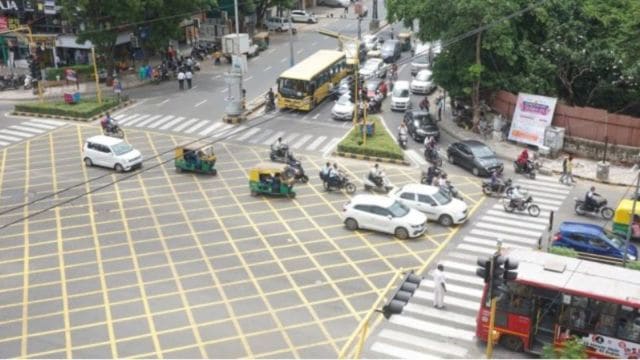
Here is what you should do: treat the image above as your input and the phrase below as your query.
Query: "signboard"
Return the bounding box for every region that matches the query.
[508,93,557,147]
[0,0,19,12]
[0,15,7,30]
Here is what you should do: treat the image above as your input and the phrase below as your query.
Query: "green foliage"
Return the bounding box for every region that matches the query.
[542,336,587,359]
[337,117,404,160]
[15,97,121,120]
[625,261,640,271]
[549,246,579,258]
[44,65,94,81]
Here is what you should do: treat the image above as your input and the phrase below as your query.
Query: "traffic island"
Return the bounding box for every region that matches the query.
[334,116,410,165]
[13,96,132,122]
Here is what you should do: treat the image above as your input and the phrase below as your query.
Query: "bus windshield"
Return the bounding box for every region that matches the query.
[278,78,307,99]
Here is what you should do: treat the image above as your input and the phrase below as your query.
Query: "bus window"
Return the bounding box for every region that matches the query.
[592,301,618,336]
[569,307,587,330]
[617,308,640,342]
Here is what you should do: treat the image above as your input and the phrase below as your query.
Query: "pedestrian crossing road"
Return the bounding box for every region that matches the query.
[113,112,343,155]
[362,174,571,359]
[0,119,67,149]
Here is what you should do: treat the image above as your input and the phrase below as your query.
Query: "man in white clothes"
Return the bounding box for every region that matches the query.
[432,263,447,309]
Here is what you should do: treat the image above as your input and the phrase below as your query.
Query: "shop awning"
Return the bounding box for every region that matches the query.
[55,33,131,49]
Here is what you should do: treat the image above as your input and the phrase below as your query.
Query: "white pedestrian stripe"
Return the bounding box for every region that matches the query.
[390,314,476,341]
[306,136,326,151]
[198,122,226,136]
[282,132,300,144]
[406,149,427,166]
[262,131,285,146]
[29,118,65,126]
[321,138,341,153]
[379,329,469,358]
[372,342,441,360]
[135,114,163,127]
[292,134,313,149]
[250,129,274,144]
[125,114,150,126]
[160,116,186,130]
[173,118,200,132]
[24,121,56,130]
[10,125,44,134]
[0,133,21,142]
[147,115,175,129]
[184,120,210,134]
[0,140,8,146]
[235,127,261,141]
[0,129,35,138]
[116,113,141,124]
[0,120,66,149]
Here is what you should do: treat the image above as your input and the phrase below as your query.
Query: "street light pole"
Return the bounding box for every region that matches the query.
[623,172,640,267]
[288,8,295,67]
[370,0,379,32]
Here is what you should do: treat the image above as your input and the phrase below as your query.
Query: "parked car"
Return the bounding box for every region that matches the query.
[410,69,436,95]
[363,34,378,51]
[552,222,638,261]
[290,10,317,23]
[318,0,350,7]
[83,135,143,172]
[403,110,439,142]
[342,194,428,239]
[391,184,468,226]
[364,78,388,99]
[380,40,402,63]
[331,94,354,121]
[446,140,503,176]
[390,80,411,112]
[266,17,297,33]
[359,58,387,80]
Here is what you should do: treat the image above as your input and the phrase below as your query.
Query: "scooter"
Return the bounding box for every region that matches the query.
[265,94,276,112]
[574,197,614,220]
[102,122,125,139]
[424,146,443,167]
[514,160,538,179]
[363,172,394,193]
[270,144,293,163]
[482,178,514,197]
[398,132,408,149]
[368,98,382,114]
[319,171,356,194]
[283,159,309,183]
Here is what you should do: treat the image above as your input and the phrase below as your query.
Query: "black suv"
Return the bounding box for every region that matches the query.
[403,110,440,142]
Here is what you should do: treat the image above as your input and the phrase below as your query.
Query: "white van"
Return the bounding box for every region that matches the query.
[390,81,412,111]
[83,135,143,172]
[266,17,297,33]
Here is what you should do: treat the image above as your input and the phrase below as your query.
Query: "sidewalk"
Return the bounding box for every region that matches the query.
[431,93,637,187]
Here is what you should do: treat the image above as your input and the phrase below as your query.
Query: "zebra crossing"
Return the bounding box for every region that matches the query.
[0,119,67,149]
[364,174,571,359]
[113,113,342,153]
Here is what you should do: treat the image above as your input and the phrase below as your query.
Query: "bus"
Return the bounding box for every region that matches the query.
[276,49,348,111]
[476,248,640,358]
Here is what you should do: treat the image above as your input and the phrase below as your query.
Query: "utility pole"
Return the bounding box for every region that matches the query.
[370,0,379,32]
[223,0,245,123]
[288,8,295,67]
[623,172,640,266]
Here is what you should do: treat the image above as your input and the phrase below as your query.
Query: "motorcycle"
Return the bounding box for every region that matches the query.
[514,160,538,179]
[398,132,408,149]
[363,172,394,193]
[368,98,382,114]
[482,178,514,197]
[270,144,293,163]
[574,197,614,220]
[424,146,443,167]
[502,195,541,217]
[421,166,444,185]
[283,159,309,183]
[441,181,462,200]
[265,94,276,112]
[102,122,125,139]
[319,171,356,194]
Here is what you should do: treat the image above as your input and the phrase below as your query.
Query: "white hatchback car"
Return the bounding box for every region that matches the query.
[331,94,354,121]
[390,80,412,111]
[290,10,317,23]
[391,184,468,226]
[411,69,436,95]
[342,194,428,239]
[83,135,143,172]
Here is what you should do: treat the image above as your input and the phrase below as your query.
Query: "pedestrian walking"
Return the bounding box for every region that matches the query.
[436,94,444,121]
[177,70,185,90]
[186,57,194,72]
[113,78,123,102]
[432,264,447,309]
[560,154,576,185]
[185,70,193,89]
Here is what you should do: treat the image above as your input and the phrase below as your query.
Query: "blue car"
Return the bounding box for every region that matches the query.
[552,222,638,261]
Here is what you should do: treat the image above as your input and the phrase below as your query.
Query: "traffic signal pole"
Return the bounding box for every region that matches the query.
[91,47,102,105]
[486,297,498,358]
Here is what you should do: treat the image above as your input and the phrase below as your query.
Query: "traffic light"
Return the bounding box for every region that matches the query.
[503,257,519,281]
[476,253,519,300]
[382,271,422,318]
[476,256,491,283]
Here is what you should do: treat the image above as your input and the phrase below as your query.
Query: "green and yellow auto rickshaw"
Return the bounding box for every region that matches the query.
[175,141,217,175]
[254,32,270,52]
[248,163,295,198]
[398,31,413,52]
[613,199,640,235]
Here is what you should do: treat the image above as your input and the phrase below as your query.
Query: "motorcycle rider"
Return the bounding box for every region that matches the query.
[510,185,526,208]
[425,165,440,185]
[370,90,384,112]
[328,163,340,187]
[369,163,383,187]
[398,122,408,139]
[100,112,115,133]
[419,96,430,112]
[585,186,599,211]
[516,149,530,171]
[272,137,288,158]
[266,88,275,111]
[490,169,501,190]
[424,135,437,158]
[321,162,331,182]
[438,173,448,189]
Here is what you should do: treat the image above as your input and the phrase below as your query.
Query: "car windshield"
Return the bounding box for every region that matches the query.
[393,88,409,98]
[603,230,625,249]
[414,114,435,125]
[433,189,452,204]
[471,145,495,158]
[363,61,378,70]
[337,95,352,105]
[416,71,431,81]
[112,142,133,156]
[388,201,410,217]
[365,81,379,90]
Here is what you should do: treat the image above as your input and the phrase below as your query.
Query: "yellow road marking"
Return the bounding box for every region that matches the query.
[20,141,30,357]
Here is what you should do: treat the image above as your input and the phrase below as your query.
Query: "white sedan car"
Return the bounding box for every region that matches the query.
[359,58,386,80]
[290,10,318,23]
[342,194,428,239]
[363,34,378,50]
[410,69,436,95]
[331,94,354,121]
[391,184,468,226]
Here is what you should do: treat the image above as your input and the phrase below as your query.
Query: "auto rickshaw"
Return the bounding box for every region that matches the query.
[254,32,270,52]
[612,199,640,235]
[175,141,217,175]
[248,163,296,198]
[398,31,413,52]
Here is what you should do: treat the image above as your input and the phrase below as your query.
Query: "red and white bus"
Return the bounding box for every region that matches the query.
[476,248,640,358]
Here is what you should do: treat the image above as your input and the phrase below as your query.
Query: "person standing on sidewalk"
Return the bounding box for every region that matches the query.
[177,69,185,90]
[560,154,576,185]
[186,69,193,89]
[113,78,123,102]
[432,264,447,309]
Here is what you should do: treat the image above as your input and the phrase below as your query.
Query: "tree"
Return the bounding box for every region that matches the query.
[542,336,587,359]
[254,0,295,25]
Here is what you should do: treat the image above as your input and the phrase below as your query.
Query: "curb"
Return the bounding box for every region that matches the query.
[2,79,152,102]
[333,151,411,166]
[222,94,266,124]
[11,100,134,122]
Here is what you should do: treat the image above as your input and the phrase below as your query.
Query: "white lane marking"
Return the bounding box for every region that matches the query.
[173,118,200,132]
[29,118,65,126]
[220,88,228,93]
[262,131,285,146]
[159,116,185,130]
[321,138,340,156]
[198,122,226,136]
[24,121,56,130]
[470,228,541,246]
[475,222,543,238]
[10,125,44,134]
[147,115,175,129]
[406,149,427,166]
[191,85,198,90]
[371,342,440,360]
[481,215,547,230]
[403,303,478,329]
[156,99,170,106]
[280,57,287,63]
[378,328,469,358]
[194,100,207,107]
[305,136,326,151]
[463,236,527,251]
[264,66,272,72]
[125,114,150,126]
[250,129,273,144]
[399,64,407,73]
[117,114,142,125]
[0,129,34,137]
[0,140,9,146]
[235,127,261,141]
[223,125,246,138]
[0,133,20,141]
[266,49,275,55]
[244,76,253,82]
[185,120,210,134]
[312,113,320,120]
[283,132,299,144]
[135,114,163,127]
[292,134,313,149]
[390,313,476,341]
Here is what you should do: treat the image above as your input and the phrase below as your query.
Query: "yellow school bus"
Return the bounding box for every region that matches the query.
[277,50,349,111]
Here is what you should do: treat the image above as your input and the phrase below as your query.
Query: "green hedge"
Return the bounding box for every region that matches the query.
[337,116,405,160]
[45,64,95,81]
[548,246,579,258]
[15,97,120,119]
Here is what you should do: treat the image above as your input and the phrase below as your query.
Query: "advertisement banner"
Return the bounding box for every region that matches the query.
[0,16,7,30]
[508,93,558,146]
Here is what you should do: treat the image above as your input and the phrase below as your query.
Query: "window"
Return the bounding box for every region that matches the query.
[569,234,588,244]
[589,237,609,250]
[400,192,415,201]
[354,205,370,212]
[370,206,389,217]
[616,307,640,342]
[418,194,436,206]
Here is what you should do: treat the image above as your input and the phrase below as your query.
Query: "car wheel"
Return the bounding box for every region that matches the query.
[308,19,314,24]
[439,215,453,227]
[115,163,124,173]
[395,227,409,240]
[448,154,456,164]
[472,167,480,176]
[345,218,358,231]
[84,157,93,167]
